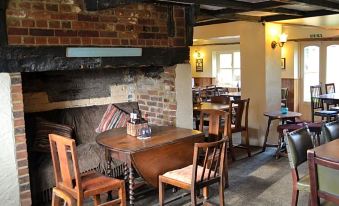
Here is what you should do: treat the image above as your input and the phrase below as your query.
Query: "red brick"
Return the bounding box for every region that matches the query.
[17,159,28,168]
[48,37,59,44]
[115,24,125,31]
[30,29,54,36]
[139,105,149,111]
[8,28,28,35]
[78,14,99,22]
[46,3,59,12]
[140,95,150,100]
[169,104,177,110]
[35,37,48,44]
[36,20,48,28]
[11,92,23,101]
[55,29,77,37]
[18,167,29,176]
[81,37,92,45]
[100,31,117,37]
[60,4,72,12]
[18,2,31,10]
[60,37,71,44]
[14,118,25,127]
[111,39,120,45]
[21,198,32,206]
[23,36,35,44]
[49,20,60,29]
[100,16,118,23]
[15,135,26,144]
[78,30,99,37]
[21,19,35,27]
[148,90,158,95]
[61,21,72,29]
[70,37,81,45]
[16,150,28,159]
[7,18,21,27]
[174,8,184,18]
[11,85,22,93]
[121,39,129,45]
[32,2,44,11]
[7,2,17,9]
[20,191,31,199]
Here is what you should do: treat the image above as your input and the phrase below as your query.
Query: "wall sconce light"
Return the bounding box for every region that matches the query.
[271,33,288,49]
[193,50,204,59]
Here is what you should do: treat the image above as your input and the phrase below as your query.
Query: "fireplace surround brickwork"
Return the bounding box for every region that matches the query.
[6,0,185,47]
[3,0,189,204]
[10,73,31,206]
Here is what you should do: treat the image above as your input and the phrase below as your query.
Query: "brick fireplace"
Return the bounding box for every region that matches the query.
[0,0,193,205]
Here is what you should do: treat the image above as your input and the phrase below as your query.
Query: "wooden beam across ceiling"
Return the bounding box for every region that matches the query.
[262,9,337,22]
[287,0,339,12]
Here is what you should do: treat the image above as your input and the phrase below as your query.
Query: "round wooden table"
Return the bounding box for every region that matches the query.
[262,111,302,156]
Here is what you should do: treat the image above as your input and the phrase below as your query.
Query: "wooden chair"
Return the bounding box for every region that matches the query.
[210,96,230,105]
[324,83,339,111]
[322,120,339,143]
[159,138,228,206]
[284,125,314,206]
[281,87,289,107]
[49,134,126,206]
[308,150,339,206]
[229,98,250,161]
[310,85,337,122]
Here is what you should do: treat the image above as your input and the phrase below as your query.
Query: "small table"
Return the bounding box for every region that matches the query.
[96,126,204,206]
[318,93,339,104]
[221,92,241,100]
[262,111,302,153]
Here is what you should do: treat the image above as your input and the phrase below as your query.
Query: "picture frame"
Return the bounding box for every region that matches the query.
[196,59,203,72]
[281,58,286,70]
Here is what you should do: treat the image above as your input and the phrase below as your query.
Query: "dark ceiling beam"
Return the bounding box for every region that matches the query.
[156,0,253,9]
[84,0,146,11]
[287,0,339,12]
[262,9,337,22]
[199,9,261,22]
[254,1,289,9]
[195,19,235,27]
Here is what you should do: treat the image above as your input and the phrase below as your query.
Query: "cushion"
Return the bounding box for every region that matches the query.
[297,174,310,192]
[33,119,74,152]
[96,104,130,133]
[163,164,215,185]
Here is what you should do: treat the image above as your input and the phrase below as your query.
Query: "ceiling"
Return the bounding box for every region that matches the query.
[156,0,339,28]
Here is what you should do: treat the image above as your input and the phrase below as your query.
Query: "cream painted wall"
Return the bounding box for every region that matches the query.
[0,73,20,206]
[194,21,282,146]
[281,42,299,79]
[175,64,193,129]
[190,44,240,78]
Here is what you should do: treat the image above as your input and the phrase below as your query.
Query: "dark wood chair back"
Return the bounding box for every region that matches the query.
[310,85,324,110]
[230,98,250,131]
[211,96,230,104]
[49,134,82,199]
[325,83,335,94]
[199,109,231,141]
[281,87,288,106]
[192,138,227,187]
[322,120,339,142]
[308,150,339,206]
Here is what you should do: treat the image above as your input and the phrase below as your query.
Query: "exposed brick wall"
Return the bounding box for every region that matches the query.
[6,0,186,47]
[10,73,31,206]
[136,67,176,126]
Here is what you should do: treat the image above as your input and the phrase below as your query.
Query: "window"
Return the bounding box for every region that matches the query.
[303,46,320,102]
[216,51,241,87]
[326,45,339,87]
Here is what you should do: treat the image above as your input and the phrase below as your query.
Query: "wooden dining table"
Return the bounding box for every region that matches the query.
[193,102,230,111]
[96,126,204,206]
[318,93,339,104]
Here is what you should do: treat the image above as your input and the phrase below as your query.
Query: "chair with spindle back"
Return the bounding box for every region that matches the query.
[310,85,337,122]
[281,88,288,107]
[228,98,250,161]
[324,83,339,111]
[158,138,228,206]
[49,134,126,206]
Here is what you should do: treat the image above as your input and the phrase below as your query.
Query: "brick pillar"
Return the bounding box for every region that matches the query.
[10,73,31,206]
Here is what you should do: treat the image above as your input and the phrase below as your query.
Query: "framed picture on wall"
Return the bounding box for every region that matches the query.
[281,58,286,69]
[196,59,203,72]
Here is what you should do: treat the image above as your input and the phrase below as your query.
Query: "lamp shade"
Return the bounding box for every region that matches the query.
[280,33,288,43]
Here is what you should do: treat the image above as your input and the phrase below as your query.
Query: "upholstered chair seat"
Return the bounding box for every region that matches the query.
[163,165,215,185]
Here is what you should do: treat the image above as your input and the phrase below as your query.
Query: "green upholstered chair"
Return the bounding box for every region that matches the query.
[284,126,314,206]
[322,121,339,143]
[307,150,339,206]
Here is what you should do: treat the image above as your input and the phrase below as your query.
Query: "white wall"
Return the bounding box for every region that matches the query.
[194,21,282,145]
[175,64,193,129]
[190,44,240,78]
[0,73,20,205]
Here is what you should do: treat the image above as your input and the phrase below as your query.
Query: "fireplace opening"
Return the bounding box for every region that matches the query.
[21,67,178,204]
